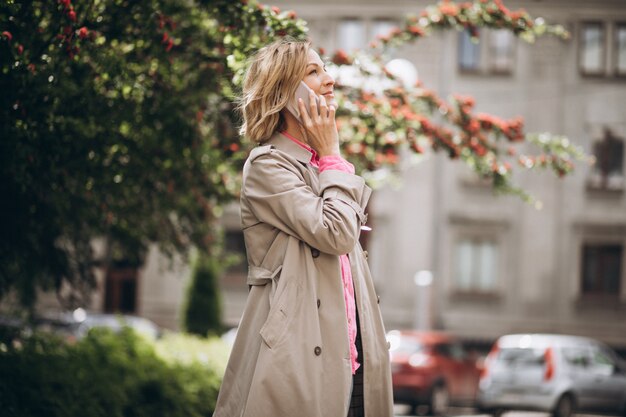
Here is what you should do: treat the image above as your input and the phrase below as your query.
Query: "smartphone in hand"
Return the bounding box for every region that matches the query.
[285,81,320,124]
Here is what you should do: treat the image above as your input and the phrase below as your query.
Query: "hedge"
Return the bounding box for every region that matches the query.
[0,327,229,417]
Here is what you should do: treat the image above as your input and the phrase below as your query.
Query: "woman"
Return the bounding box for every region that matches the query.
[213,38,393,417]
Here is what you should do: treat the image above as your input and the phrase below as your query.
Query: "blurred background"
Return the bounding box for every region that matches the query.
[1,0,625,416]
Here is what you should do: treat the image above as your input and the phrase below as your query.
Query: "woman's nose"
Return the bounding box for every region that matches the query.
[323,73,335,87]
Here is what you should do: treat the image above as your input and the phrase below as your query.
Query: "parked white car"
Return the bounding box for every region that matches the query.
[477,333,626,417]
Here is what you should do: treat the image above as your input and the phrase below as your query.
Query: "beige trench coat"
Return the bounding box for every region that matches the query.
[213,132,393,417]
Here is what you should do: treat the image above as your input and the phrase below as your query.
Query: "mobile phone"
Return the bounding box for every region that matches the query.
[285,81,320,124]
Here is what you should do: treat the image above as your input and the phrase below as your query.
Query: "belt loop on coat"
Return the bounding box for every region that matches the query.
[247,265,283,303]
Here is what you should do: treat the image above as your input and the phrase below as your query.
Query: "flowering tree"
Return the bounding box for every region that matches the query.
[0,0,585,307]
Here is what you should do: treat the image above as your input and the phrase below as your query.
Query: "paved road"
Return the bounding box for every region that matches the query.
[394,405,606,417]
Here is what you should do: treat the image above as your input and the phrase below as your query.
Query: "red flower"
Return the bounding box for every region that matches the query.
[59,0,71,7]
[332,49,352,65]
[271,6,280,14]
[475,145,487,156]
[2,31,12,41]
[165,39,174,52]
[162,32,169,43]
[467,119,480,134]
[17,44,23,54]
[440,3,459,17]
[78,26,88,39]
[229,143,240,152]
[287,10,297,19]
[68,9,76,21]
[407,25,425,36]
[27,63,36,73]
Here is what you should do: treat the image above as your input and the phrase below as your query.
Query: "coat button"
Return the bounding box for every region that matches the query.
[363,250,368,260]
[314,346,322,356]
[377,295,380,304]
[317,299,321,308]
[311,248,320,258]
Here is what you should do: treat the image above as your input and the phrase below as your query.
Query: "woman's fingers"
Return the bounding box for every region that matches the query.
[297,98,312,126]
[309,90,321,121]
[328,102,336,121]
[317,94,328,119]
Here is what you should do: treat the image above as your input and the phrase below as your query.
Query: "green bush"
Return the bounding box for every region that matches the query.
[0,328,229,417]
[183,254,223,337]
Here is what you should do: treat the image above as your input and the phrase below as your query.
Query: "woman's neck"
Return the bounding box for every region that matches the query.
[280,110,307,144]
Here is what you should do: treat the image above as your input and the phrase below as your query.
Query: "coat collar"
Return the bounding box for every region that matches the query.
[265,131,314,165]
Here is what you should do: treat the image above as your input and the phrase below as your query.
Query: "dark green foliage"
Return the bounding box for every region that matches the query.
[0,0,307,307]
[0,328,223,417]
[183,254,223,336]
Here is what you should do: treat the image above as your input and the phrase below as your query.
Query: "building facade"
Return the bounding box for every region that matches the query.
[221,0,626,349]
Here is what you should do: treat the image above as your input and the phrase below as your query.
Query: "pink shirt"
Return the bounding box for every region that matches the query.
[280,131,360,374]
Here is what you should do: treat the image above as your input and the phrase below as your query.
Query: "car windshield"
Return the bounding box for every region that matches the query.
[497,348,545,366]
[390,336,424,355]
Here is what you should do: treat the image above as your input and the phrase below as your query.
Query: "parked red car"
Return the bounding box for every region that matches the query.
[388,330,482,415]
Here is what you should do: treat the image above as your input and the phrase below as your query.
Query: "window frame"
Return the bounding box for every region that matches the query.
[586,128,625,192]
[488,29,515,75]
[336,17,368,52]
[104,265,139,314]
[580,243,624,298]
[458,29,482,74]
[579,21,607,77]
[614,22,626,77]
[452,234,501,295]
[457,28,515,76]
[572,224,626,309]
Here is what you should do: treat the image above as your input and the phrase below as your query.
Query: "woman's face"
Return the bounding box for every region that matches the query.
[302,49,336,108]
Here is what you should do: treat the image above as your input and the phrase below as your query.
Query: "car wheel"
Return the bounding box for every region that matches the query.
[552,394,575,417]
[429,384,449,416]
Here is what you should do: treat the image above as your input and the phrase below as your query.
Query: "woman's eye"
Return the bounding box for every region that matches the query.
[309,69,318,75]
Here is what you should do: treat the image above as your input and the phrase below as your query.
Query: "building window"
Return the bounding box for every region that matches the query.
[458,30,481,72]
[337,19,367,52]
[588,128,624,191]
[337,18,400,53]
[489,29,514,73]
[615,23,626,76]
[371,19,397,40]
[458,29,514,75]
[581,244,623,297]
[454,238,498,292]
[580,22,605,76]
[104,266,138,313]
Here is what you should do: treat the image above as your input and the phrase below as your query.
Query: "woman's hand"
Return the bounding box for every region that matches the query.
[297,90,340,157]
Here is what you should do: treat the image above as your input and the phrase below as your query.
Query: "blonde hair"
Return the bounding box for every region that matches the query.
[238,38,311,143]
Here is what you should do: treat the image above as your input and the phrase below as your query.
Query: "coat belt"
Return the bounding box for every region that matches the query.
[247,265,283,304]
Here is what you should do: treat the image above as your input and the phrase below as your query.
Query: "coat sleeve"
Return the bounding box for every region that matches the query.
[243,150,371,256]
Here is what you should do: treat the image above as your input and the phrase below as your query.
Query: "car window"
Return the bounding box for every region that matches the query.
[562,347,590,368]
[497,348,545,367]
[433,342,467,360]
[393,337,424,355]
[590,348,616,375]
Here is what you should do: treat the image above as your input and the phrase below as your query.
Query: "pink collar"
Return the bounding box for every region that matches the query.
[280,131,319,165]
